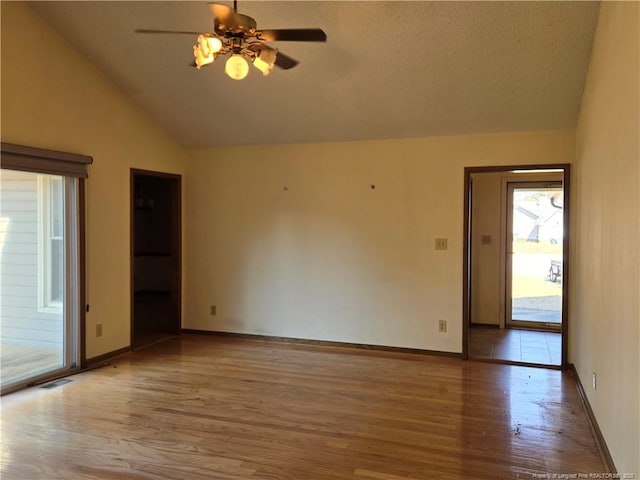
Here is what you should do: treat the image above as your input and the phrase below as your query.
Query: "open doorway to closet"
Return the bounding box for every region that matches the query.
[463,165,570,368]
[131,170,181,349]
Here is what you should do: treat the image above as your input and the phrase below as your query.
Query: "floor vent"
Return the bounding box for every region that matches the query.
[40,379,73,389]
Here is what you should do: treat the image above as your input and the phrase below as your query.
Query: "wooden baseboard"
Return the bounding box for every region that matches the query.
[86,345,131,366]
[568,363,617,473]
[181,329,463,359]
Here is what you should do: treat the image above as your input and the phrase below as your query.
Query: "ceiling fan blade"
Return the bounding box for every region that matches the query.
[209,3,235,23]
[256,29,327,42]
[274,51,299,70]
[136,29,211,36]
[247,41,271,52]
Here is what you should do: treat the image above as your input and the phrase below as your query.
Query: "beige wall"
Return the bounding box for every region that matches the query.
[0,3,186,359]
[185,131,574,352]
[470,172,503,326]
[573,1,639,474]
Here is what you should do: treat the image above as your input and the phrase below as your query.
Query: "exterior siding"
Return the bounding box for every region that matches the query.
[0,169,63,350]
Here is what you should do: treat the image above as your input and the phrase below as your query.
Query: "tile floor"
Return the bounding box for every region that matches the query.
[469,325,561,366]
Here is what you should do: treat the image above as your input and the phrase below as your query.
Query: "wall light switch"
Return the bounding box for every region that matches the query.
[435,238,448,250]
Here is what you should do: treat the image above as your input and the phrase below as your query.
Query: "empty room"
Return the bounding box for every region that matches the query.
[1,1,638,479]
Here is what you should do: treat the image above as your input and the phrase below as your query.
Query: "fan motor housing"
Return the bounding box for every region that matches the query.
[214,14,257,37]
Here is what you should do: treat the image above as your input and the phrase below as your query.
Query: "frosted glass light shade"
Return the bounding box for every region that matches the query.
[193,35,216,69]
[253,49,276,76]
[253,56,272,76]
[207,37,223,53]
[194,50,214,68]
[225,55,249,80]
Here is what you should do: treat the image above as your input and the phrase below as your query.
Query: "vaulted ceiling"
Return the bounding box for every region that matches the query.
[30,1,600,147]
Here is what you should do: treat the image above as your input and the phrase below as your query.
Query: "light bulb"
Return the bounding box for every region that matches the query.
[225,55,249,80]
[207,36,223,54]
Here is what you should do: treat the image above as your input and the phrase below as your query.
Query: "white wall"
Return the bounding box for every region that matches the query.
[184,131,574,353]
[0,3,187,359]
[572,1,639,474]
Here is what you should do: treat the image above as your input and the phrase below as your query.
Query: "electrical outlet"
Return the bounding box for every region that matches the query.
[438,320,447,333]
[592,372,597,390]
[96,324,102,337]
[210,305,217,316]
[435,238,448,250]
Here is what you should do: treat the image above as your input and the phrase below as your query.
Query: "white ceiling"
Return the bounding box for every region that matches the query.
[30,1,600,148]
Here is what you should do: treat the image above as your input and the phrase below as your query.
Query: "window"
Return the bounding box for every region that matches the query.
[38,175,65,312]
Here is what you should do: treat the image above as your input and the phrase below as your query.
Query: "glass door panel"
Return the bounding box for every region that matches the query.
[0,169,77,391]
[506,182,563,330]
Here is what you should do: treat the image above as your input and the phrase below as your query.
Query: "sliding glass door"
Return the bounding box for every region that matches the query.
[506,181,563,330]
[0,169,79,391]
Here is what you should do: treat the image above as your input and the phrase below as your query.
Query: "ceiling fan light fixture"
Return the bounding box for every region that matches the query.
[253,56,271,76]
[136,3,327,79]
[193,49,215,69]
[196,34,222,56]
[253,49,277,76]
[193,34,219,68]
[206,36,223,54]
[225,54,249,80]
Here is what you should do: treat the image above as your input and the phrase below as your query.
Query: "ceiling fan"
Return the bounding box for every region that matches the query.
[136,1,327,80]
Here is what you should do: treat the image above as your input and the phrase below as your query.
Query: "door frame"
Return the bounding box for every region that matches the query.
[463,164,570,368]
[130,169,182,348]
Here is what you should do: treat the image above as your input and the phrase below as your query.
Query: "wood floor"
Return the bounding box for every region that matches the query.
[1,334,606,479]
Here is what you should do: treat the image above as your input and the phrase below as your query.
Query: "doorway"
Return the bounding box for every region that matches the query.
[130,170,181,349]
[463,165,570,368]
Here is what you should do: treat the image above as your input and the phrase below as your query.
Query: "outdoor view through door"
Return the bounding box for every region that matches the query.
[0,169,79,392]
[507,183,563,330]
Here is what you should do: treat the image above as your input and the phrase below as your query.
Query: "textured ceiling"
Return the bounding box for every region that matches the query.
[30,1,600,147]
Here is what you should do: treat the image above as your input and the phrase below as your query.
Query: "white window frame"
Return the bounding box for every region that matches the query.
[37,175,64,313]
